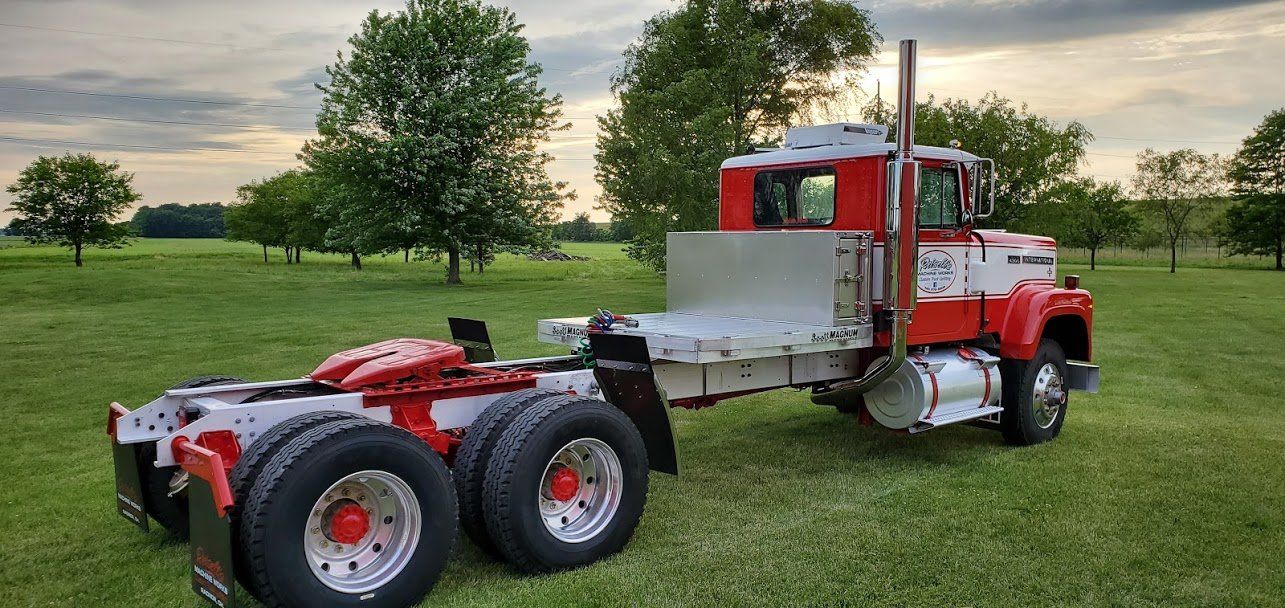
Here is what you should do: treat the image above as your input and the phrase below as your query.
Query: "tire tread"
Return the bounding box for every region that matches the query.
[454,388,563,556]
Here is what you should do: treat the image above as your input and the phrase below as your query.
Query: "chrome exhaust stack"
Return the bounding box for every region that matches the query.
[813,39,920,406]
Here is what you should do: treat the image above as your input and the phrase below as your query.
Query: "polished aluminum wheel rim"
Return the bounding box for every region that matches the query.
[1032,363,1065,429]
[538,438,623,543]
[304,470,420,593]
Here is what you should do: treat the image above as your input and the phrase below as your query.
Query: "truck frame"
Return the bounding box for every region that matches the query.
[108,41,1098,608]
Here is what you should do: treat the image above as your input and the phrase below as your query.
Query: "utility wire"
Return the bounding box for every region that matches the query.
[0,22,608,73]
[0,108,316,131]
[0,85,316,109]
[0,135,298,156]
[0,22,276,50]
[0,135,598,161]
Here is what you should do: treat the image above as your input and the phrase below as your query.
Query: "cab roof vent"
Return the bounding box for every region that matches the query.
[783,123,888,149]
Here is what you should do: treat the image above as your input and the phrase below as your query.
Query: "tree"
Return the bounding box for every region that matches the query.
[596,0,879,269]
[1133,149,1228,273]
[863,93,1093,230]
[225,172,294,263]
[1044,178,1136,270]
[132,203,227,238]
[607,217,634,242]
[302,0,569,284]
[5,153,139,266]
[553,212,598,242]
[1223,108,1285,270]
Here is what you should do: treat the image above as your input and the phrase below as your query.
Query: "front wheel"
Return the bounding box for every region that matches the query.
[999,339,1069,446]
[482,394,649,573]
[238,418,456,608]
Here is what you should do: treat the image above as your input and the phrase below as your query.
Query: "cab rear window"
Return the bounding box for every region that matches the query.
[753,167,835,227]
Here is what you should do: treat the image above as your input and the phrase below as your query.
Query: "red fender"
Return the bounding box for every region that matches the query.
[997,283,1093,361]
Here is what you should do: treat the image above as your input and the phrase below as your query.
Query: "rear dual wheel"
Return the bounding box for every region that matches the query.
[482,394,649,573]
[237,419,456,608]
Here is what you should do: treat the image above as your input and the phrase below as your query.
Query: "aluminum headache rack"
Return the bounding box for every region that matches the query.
[539,230,876,365]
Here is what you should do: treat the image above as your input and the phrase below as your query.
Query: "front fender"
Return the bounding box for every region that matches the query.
[998,284,1093,361]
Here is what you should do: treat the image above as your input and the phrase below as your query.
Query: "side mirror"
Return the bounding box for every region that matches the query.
[969,159,996,219]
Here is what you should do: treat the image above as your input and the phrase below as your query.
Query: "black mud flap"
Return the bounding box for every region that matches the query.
[111,441,149,532]
[448,317,498,363]
[588,333,679,475]
[189,480,236,608]
[178,442,238,608]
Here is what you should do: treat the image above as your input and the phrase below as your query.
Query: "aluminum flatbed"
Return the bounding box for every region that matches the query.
[537,312,873,364]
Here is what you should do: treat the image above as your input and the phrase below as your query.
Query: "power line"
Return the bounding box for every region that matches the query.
[0,22,272,50]
[0,21,609,74]
[1086,151,1138,159]
[0,135,298,156]
[0,85,317,109]
[0,135,598,161]
[1095,135,1239,145]
[0,108,316,131]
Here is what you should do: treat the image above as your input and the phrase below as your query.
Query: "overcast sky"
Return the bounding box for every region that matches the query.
[2,0,1282,224]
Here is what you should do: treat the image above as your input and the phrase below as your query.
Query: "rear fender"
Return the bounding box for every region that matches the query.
[587,333,680,475]
[998,284,1093,361]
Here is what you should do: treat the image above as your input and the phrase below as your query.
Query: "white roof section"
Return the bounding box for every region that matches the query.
[721,122,981,169]
[784,123,888,148]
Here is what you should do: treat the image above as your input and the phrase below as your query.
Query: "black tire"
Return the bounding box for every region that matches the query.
[482,394,649,573]
[454,388,564,557]
[999,339,1069,446]
[242,384,343,403]
[239,418,456,608]
[140,375,245,538]
[171,375,247,391]
[229,410,362,596]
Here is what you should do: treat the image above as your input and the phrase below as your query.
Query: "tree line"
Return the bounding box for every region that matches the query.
[4,0,1282,273]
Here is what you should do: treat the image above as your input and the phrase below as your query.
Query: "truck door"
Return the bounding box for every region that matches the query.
[912,160,971,340]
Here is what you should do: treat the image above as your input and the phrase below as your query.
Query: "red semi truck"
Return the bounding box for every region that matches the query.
[108,40,1097,608]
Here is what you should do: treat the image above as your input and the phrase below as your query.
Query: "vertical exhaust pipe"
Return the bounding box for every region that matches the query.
[813,39,920,406]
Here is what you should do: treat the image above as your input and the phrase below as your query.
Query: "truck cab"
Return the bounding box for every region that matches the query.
[718,122,1094,364]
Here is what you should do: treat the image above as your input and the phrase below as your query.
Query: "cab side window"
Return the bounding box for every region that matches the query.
[753,167,836,227]
[918,166,961,228]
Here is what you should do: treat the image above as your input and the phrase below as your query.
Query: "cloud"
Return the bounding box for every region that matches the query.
[871,0,1278,51]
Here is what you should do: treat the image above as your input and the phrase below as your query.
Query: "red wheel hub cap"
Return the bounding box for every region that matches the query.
[328,503,370,544]
[549,467,580,502]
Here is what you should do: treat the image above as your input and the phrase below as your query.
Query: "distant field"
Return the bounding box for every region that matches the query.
[0,238,1281,607]
[1058,244,1278,270]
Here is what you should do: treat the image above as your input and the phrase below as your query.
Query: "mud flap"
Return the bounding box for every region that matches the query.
[111,440,150,532]
[588,333,680,475]
[449,317,498,363]
[175,440,238,608]
[108,403,150,532]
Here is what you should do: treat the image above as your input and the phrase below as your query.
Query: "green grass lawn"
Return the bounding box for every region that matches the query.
[0,239,1281,607]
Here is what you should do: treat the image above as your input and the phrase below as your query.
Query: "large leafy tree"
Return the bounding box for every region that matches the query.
[863,93,1093,230]
[5,152,139,266]
[597,0,879,269]
[1042,178,1137,270]
[302,0,568,284]
[1223,108,1285,270]
[1132,148,1228,273]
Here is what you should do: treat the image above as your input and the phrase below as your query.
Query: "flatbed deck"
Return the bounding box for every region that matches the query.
[537,312,873,364]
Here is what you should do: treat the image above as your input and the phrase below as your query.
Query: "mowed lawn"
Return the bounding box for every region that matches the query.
[0,239,1281,607]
